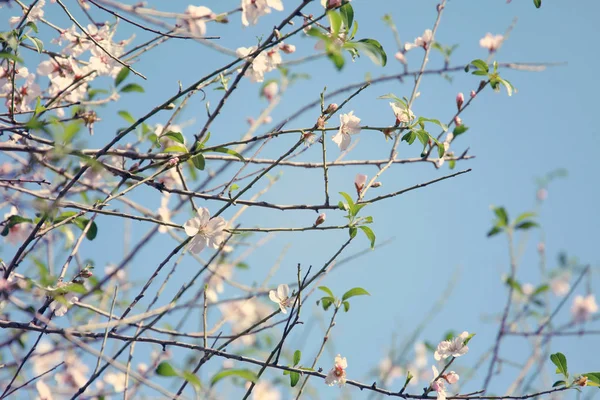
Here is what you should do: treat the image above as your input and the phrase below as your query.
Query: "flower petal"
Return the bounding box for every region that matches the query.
[269,289,280,304]
[277,284,289,299]
[184,217,201,237]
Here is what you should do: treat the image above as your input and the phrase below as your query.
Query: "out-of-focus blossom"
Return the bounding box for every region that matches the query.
[104,371,127,393]
[2,206,32,245]
[280,43,296,54]
[395,51,407,64]
[157,194,173,234]
[241,0,283,26]
[550,272,570,297]
[184,208,227,254]
[262,81,278,102]
[331,111,361,151]
[219,299,271,345]
[9,0,45,26]
[49,292,78,317]
[434,331,470,361]
[36,380,53,400]
[405,29,433,51]
[325,354,348,387]
[236,46,277,82]
[479,33,504,52]
[537,188,548,201]
[571,294,598,323]
[470,90,477,98]
[176,6,215,37]
[105,264,127,285]
[269,284,292,313]
[378,357,404,385]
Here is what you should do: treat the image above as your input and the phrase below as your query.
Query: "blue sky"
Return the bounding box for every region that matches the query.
[2,0,599,398]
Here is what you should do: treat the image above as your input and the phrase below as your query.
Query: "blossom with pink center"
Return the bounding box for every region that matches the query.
[331,111,361,151]
[269,284,292,313]
[434,331,470,361]
[405,29,433,51]
[571,294,598,323]
[325,354,348,387]
[390,102,415,125]
[479,33,504,52]
[184,208,227,254]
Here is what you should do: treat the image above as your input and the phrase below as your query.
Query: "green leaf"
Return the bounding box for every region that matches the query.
[339,192,355,209]
[321,297,334,311]
[358,225,376,249]
[162,131,185,144]
[73,218,98,240]
[342,287,370,302]
[327,49,345,70]
[327,11,342,35]
[114,67,130,87]
[550,353,568,378]
[60,282,87,295]
[318,286,334,298]
[534,0,542,8]
[25,35,43,53]
[470,59,489,73]
[552,380,566,388]
[208,146,245,162]
[515,212,538,227]
[487,226,503,238]
[402,131,417,145]
[342,301,350,312]
[163,145,188,153]
[584,373,600,387]
[211,369,258,385]
[156,362,178,377]
[0,52,23,63]
[120,83,145,93]
[493,207,509,226]
[117,110,136,124]
[419,117,448,132]
[349,226,357,238]
[515,221,539,231]
[352,38,387,66]
[191,154,205,170]
[290,371,300,387]
[339,3,354,30]
[182,371,202,390]
[453,125,469,136]
[293,350,301,366]
[1,215,33,236]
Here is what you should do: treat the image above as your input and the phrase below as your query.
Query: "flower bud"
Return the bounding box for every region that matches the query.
[324,103,338,114]
[215,13,229,23]
[317,116,326,129]
[325,0,343,9]
[79,269,93,278]
[354,173,368,194]
[456,92,464,110]
[280,43,296,54]
[537,188,547,201]
[470,90,477,98]
[371,181,382,188]
[167,157,179,167]
[445,371,459,384]
[454,116,462,126]
[273,29,281,40]
[314,213,326,226]
[394,52,407,65]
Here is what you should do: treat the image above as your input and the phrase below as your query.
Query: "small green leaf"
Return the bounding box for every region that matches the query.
[25,35,43,53]
[60,282,87,295]
[117,110,135,124]
[453,125,469,136]
[114,67,130,87]
[487,226,503,237]
[73,218,98,240]
[470,59,489,73]
[208,146,245,162]
[493,207,509,226]
[192,154,206,170]
[321,297,334,311]
[550,353,568,378]
[163,145,188,153]
[339,3,354,30]
[358,225,376,249]
[0,52,23,63]
[533,0,542,8]
[211,369,258,385]
[515,221,539,231]
[552,380,566,388]
[290,371,300,387]
[318,286,334,298]
[342,287,370,302]
[120,83,145,93]
[156,362,178,377]
[584,373,600,387]
[349,226,357,238]
[182,371,202,390]
[342,301,350,312]
[327,11,342,35]
[352,38,387,66]
[293,350,301,366]
[162,131,185,144]
[339,192,355,209]
[419,117,448,132]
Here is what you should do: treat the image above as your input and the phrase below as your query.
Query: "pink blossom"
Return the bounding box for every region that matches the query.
[405,29,433,51]
[325,354,348,386]
[456,92,464,110]
[355,174,368,194]
[331,111,361,151]
[176,6,215,37]
[571,294,598,323]
[262,81,278,102]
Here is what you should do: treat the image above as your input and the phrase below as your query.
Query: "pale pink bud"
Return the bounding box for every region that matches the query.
[470,90,477,98]
[317,116,326,129]
[394,52,407,64]
[537,242,545,253]
[262,81,278,102]
[167,157,179,166]
[263,116,272,124]
[79,269,93,278]
[246,117,255,125]
[354,174,368,194]
[325,0,343,9]
[537,188,547,201]
[324,103,338,114]
[431,380,443,392]
[445,371,459,384]
[280,43,296,54]
[456,92,464,110]
[454,116,462,126]
[314,213,326,226]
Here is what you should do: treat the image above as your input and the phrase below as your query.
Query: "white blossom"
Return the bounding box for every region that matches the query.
[262,81,278,102]
[184,208,227,254]
[252,381,281,400]
[431,366,447,400]
[177,6,215,37]
[331,111,361,151]
[325,354,348,387]
[550,272,570,297]
[571,294,598,323]
[49,292,78,317]
[104,371,127,393]
[434,331,470,361]
[405,29,433,51]
[269,284,292,313]
[241,0,283,26]
[35,380,53,400]
[390,102,415,124]
[479,33,504,52]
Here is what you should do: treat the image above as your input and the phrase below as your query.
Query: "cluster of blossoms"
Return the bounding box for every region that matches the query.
[571,294,598,323]
[235,45,285,83]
